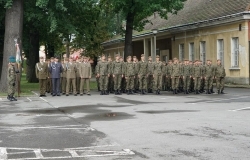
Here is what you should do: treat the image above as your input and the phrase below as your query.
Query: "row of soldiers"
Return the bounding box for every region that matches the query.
[35,56,92,97]
[95,54,226,95]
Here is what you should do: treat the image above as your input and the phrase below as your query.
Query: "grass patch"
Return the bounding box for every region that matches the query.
[0,74,98,97]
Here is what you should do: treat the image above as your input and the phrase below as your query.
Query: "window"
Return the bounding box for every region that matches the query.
[217,39,224,66]
[179,44,184,62]
[189,43,195,61]
[200,41,206,65]
[231,37,239,67]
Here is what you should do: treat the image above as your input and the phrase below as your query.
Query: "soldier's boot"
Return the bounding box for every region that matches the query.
[100,90,104,95]
[186,90,189,94]
[211,88,215,93]
[155,90,158,95]
[172,89,175,94]
[11,96,17,101]
[117,90,121,95]
[221,90,225,94]
[205,89,209,94]
[98,87,100,92]
[105,90,109,95]
[217,90,220,94]
[208,89,212,94]
[158,89,161,95]
[7,95,10,100]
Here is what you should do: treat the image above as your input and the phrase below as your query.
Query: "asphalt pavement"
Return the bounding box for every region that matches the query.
[0,88,250,160]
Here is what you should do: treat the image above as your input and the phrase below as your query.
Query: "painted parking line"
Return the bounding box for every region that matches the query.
[0,98,2,101]
[39,97,48,102]
[0,147,134,160]
[26,97,32,102]
[31,91,38,96]
[229,106,250,112]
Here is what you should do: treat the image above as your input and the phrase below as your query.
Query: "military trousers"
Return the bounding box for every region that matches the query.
[154,74,162,90]
[216,77,225,91]
[66,78,76,94]
[113,74,122,90]
[8,79,16,96]
[52,78,60,95]
[205,76,213,90]
[108,76,114,91]
[193,77,201,90]
[166,76,172,89]
[134,74,139,90]
[46,78,52,93]
[162,74,166,90]
[61,77,67,94]
[139,75,147,90]
[96,76,100,90]
[100,75,108,91]
[76,77,81,93]
[121,77,126,91]
[147,75,154,90]
[183,76,191,90]
[171,77,179,90]
[80,78,90,94]
[126,76,134,90]
[39,79,47,95]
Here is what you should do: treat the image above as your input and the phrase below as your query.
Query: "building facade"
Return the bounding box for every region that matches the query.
[102,0,250,85]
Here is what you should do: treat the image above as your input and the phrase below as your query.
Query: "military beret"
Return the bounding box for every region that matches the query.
[9,56,16,63]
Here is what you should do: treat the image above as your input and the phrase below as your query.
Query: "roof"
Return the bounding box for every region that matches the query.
[103,0,250,45]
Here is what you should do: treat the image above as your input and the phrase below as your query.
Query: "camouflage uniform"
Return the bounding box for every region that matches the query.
[133,60,139,91]
[95,63,100,91]
[166,62,172,91]
[7,63,17,101]
[170,62,181,94]
[96,60,110,94]
[124,61,135,93]
[147,60,154,93]
[204,62,215,94]
[215,63,226,94]
[108,59,114,93]
[153,60,163,93]
[192,63,202,94]
[138,60,148,93]
[161,62,167,91]
[182,63,191,94]
[112,60,123,94]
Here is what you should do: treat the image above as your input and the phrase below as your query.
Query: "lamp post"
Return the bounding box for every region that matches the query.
[151,29,158,61]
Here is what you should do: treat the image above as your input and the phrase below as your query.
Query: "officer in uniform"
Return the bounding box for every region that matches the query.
[112,54,124,95]
[161,61,167,91]
[79,56,92,96]
[95,57,101,91]
[61,58,67,95]
[49,57,63,96]
[65,57,77,96]
[147,56,154,93]
[96,54,110,95]
[124,56,135,95]
[138,54,148,94]
[75,58,82,94]
[153,55,163,94]
[7,56,18,101]
[170,58,181,94]
[36,57,49,97]
[215,59,226,94]
[204,60,214,94]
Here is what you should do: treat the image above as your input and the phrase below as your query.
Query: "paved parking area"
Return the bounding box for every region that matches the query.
[0,88,250,159]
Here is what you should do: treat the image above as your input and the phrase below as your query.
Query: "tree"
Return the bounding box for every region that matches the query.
[100,0,186,59]
[0,0,23,92]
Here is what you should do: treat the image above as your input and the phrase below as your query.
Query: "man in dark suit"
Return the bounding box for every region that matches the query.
[49,56,63,96]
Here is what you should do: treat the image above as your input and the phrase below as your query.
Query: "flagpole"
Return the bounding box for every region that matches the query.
[14,38,21,97]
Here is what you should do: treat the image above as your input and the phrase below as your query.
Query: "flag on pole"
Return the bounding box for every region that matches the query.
[15,42,22,63]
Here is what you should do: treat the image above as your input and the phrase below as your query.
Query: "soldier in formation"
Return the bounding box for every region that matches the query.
[7,56,18,101]
[36,57,49,97]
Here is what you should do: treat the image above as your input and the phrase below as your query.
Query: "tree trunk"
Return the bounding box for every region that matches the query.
[26,30,39,83]
[0,0,23,92]
[124,12,134,61]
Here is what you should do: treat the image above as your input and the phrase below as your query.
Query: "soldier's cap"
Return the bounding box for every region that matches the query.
[127,56,131,59]
[141,54,144,57]
[148,56,152,59]
[162,61,166,63]
[101,54,106,57]
[168,60,173,62]
[156,55,160,58]
[108,56,111,58]
[115,54,120,57]
[9,56,16,63]
[50,57,54,59]
[40,57,44,59]
[133,56,137,58]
